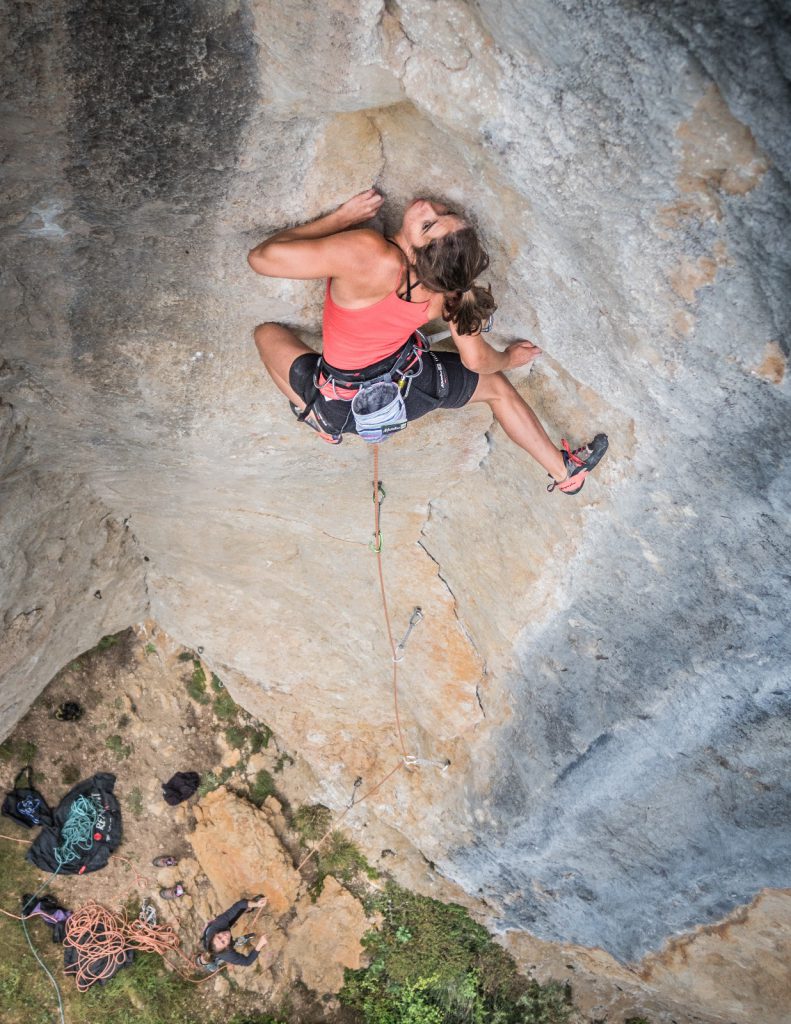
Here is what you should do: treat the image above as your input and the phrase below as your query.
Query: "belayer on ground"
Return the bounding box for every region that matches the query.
[195,895,269,972]
[248,189,607,493]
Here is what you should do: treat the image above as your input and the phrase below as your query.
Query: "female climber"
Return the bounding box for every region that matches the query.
[194,895,268,973]
[248,189,607,493]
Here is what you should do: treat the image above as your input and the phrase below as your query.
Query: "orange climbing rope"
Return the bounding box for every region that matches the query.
[372,443,410,762]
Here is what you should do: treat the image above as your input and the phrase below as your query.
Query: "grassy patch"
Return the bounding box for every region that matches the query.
[105,735,132,760]
[128,786,144,818]
[177,650,194,662]
[249,724,272,753]
[61,764,80,785]
[95,634,120,651]
[211,672,224,692]
[197,767,234,798]
[225,725,248,749]
[293,804,333,843]
[0,739,14,761]
[341,883,572,1024]
[213,689,238,721]
[16,740,37,762]
[248,769,276,806]
[144,642,157,655]
[316,831,378,888]
[186,662,210,704]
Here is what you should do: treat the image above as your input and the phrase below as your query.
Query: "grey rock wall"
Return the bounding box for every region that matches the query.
[1,0,789,994]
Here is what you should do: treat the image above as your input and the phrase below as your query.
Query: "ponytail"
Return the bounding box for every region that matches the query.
[413,226,498,336]
[442,284,496,336]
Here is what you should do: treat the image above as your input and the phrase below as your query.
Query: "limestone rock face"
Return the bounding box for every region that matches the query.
[190,788,302,917]
[282,876,370,993]
[1,1,790,1019]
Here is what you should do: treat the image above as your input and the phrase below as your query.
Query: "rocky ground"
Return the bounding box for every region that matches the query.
[0,625,374,1021]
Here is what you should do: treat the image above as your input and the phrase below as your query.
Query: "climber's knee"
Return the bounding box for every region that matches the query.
[253,322,281,361]
[470,371,513,405]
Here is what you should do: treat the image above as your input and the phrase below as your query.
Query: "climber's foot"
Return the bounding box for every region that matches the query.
[548,434,609,494]
[289,402,342,445]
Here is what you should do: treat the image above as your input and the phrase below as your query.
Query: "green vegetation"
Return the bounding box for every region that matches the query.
[0,739,14,761]
[213,689,238,720]
[340,883,572,1024]
[105,734,132,760]
[144,642,157,655]
[313,832,378,893]
[177,650,194,662]
[211,672,225,692]
[197,767,234,798]
[128,786,144,818]
[248,769,276,805]
[186,661,210,704]
[225,725,249,749]
[96,634,120,651]
[249,724,272,752]
[61,763,80,785]
[16,740,37,762]
[294,803,333,843]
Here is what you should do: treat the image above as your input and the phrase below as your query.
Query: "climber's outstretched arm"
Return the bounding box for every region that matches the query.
[247,189,386,280]
[451,322,543,375]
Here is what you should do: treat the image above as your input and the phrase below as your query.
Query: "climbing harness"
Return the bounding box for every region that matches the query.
[299,330,431,443]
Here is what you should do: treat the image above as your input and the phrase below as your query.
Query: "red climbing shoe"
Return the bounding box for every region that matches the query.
[547,434,609,494]
[289,402,342,445]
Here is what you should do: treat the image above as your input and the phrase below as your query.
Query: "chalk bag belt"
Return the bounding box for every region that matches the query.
[297,332,429,435]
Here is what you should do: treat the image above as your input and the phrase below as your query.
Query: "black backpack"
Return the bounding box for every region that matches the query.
[2,766,53,829]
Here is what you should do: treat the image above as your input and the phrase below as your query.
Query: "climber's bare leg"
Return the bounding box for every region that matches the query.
[253,322,314,407]
[470,372,566,481]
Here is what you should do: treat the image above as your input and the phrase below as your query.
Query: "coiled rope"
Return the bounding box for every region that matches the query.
[54,795,99,869]
[63,900,185,991]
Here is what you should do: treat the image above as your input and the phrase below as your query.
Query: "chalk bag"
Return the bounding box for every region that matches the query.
[351,381,407,443]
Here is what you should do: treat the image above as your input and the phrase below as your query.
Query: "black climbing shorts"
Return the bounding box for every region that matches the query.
[288,350,479,436]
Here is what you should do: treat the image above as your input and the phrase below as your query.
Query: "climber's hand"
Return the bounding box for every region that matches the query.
[255,934,268,952]
[504,340,542,370]
[249,897,267,909]
[336,189,384,228]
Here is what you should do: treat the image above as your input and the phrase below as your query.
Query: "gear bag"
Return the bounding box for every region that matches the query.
[27,772,122,875]
[2,766,53,829]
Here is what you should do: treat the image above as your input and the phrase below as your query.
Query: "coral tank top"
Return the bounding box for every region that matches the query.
[322,278,431,370]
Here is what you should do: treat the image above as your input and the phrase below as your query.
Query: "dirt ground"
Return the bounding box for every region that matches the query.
[0,623,347,1023]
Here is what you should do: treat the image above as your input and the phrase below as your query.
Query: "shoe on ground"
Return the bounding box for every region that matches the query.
[548,434,609,494]
[159,883,185,900]
[195,953,219,973]
[152,855,178,868]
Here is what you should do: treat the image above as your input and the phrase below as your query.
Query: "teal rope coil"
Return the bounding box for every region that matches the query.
[54,795,99,869]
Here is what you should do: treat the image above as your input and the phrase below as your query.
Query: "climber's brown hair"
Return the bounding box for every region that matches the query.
[413,226,497,336]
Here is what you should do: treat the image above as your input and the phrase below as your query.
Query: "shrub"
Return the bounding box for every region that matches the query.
[249,769,276,805]
[293,804,332,843]
[341,883,572,1024]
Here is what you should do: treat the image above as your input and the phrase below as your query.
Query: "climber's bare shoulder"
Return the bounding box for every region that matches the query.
[248,228,391,284]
